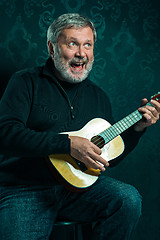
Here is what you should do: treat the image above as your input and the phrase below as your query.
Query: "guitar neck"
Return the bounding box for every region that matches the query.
[99,102,152,144]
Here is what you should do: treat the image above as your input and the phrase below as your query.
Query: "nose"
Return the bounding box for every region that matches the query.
[75,45,86,58]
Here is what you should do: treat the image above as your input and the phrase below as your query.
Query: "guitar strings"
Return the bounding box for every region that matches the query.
[90,109,143,148]
[90,96,160,150]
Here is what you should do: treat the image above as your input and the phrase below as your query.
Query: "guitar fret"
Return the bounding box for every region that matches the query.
[110,126,118,138]
[132,110,142,121]
[100,131,112,142]
[105,127,115,141]
[101,127,116,144]
[115,122,125,133]
[105,130,113,141]
[99,110,143,144]
[125,116,133,126]
[116,119,129,133]
[119,110,142,129]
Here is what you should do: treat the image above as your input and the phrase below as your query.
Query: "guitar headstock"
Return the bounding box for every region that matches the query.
[151,92,160,103]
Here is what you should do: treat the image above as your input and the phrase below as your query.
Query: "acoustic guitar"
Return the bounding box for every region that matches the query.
[47,93,160,192]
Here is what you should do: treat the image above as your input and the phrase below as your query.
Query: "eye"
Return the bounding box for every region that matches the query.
[84,43,91,48]
[68,42,76,47]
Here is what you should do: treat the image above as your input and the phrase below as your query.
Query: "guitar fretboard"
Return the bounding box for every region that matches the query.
[98,101,154,144]
[92,94,160,146]
[100,110,142,144]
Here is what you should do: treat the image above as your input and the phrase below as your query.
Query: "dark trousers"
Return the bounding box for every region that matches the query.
[0,175,142,240]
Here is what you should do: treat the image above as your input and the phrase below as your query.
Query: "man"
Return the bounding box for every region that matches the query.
[0,13,159,240]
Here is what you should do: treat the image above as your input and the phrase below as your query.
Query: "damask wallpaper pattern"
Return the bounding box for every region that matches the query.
[0,0,160,239]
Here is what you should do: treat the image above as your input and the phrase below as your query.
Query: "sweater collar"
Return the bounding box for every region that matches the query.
[42,57,57,82]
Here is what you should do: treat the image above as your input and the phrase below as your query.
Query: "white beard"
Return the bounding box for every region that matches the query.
[53,46,93,84]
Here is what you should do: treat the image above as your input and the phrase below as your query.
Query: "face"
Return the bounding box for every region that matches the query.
[50,27,94,83]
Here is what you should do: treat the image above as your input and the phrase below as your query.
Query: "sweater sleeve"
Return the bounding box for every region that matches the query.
[0,72,70,158]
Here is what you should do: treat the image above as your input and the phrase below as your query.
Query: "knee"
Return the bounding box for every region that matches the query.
[116,184,142,221]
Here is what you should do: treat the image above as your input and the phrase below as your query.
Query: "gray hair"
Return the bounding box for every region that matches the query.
[47,13,97,45]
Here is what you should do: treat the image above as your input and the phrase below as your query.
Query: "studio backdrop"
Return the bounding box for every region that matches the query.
[0,1,160,239]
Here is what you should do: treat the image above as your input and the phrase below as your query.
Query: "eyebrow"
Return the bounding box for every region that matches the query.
[67,37,93,43]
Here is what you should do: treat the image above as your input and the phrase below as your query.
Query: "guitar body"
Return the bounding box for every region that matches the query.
[48,118,124,191]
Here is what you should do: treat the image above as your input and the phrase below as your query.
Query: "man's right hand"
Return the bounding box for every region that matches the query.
[68,135,109,172]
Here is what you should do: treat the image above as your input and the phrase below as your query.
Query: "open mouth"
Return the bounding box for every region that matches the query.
[70,62,85,72]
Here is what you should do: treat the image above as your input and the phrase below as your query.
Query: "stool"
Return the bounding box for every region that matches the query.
[51,221,93,240]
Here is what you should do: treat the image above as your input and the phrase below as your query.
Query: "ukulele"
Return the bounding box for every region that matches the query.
[47,93,160,192]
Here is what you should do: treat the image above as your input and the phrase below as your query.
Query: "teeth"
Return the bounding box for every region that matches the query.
[73,62,83,66]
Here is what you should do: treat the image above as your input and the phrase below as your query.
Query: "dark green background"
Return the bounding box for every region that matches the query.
[0,0,160,239]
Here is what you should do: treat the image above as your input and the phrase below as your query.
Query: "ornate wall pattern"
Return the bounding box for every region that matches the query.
[0,0,160,239]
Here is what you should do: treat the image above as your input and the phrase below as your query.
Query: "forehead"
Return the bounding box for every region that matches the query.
[58,27,94,43]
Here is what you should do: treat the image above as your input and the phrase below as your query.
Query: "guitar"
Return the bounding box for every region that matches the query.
[47,93,160,192]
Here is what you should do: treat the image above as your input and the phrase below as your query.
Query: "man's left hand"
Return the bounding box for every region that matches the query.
[134,98,160,132]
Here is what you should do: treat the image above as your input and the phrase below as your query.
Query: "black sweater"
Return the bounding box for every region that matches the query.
[0,58,143,186]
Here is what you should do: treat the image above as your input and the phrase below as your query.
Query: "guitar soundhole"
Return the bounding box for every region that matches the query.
[91,135,105,149]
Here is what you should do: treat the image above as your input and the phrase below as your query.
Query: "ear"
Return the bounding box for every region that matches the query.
[48,40,54,57]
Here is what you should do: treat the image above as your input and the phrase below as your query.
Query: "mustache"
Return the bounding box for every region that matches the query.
[69,57,88,64]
